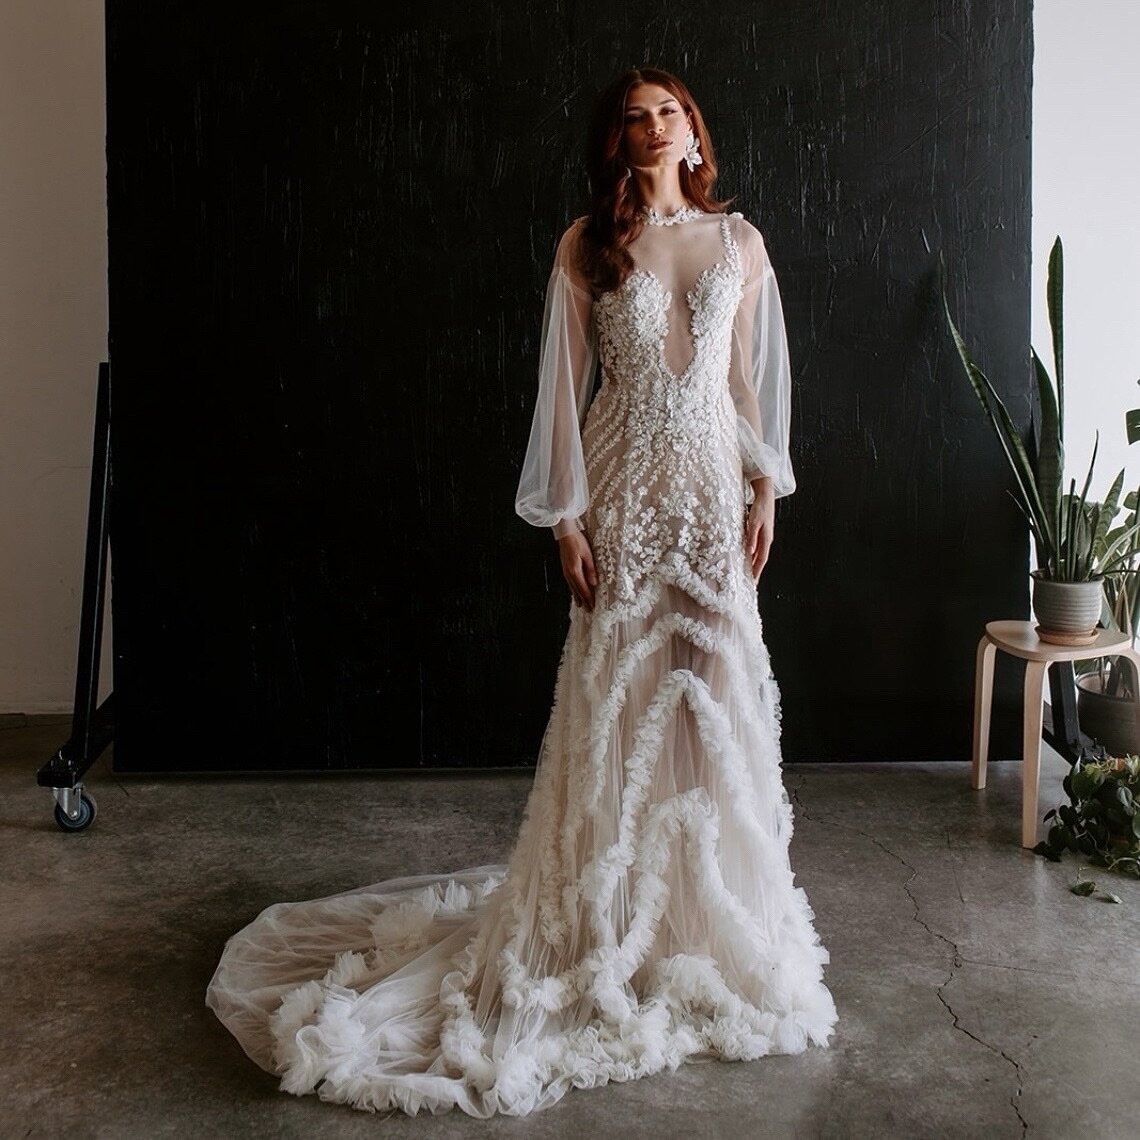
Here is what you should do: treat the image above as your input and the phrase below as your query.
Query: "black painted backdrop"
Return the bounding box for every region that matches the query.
[107,1,1032,772]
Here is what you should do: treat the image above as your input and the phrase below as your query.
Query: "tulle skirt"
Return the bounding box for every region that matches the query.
[205,554,838,1117]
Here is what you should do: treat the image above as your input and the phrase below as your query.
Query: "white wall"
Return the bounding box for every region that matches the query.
[0,1,110,713]
[1033,0,1140,508]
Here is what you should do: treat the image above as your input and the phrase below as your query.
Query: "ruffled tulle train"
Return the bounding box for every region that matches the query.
[205,556,838,1117]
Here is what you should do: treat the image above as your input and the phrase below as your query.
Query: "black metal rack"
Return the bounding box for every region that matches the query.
[36,360,114,830]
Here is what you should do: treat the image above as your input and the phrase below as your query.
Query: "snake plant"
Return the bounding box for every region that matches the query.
[939,236,1140,583]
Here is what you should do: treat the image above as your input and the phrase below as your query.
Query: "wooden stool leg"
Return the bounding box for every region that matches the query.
[972,634,998,789]
[1021,660,1048,848]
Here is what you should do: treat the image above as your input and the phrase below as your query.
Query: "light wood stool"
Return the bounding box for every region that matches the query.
[972,620,1140,848]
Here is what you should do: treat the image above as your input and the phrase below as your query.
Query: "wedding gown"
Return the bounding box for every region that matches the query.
[205,206,838,1117]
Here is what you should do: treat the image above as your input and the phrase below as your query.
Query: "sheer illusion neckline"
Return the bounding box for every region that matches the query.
[611,214,741,381]
[642,204,706,226]
[626,260,730,382]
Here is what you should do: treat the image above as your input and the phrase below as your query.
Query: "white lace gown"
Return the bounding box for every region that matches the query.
[205,207,838,1117]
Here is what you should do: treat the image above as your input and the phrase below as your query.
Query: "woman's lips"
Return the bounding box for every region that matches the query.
[648,140,671,150]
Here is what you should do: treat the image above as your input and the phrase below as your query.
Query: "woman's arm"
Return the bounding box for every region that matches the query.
[514,220,598,541]
[728,215,796,503]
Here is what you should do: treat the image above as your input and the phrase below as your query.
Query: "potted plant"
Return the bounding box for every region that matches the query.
[1075,421,1140,754]
[939,236,1140,643]
[1033,742,1140,880]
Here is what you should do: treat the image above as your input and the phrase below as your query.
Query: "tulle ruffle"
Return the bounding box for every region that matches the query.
[205,560,837,1117]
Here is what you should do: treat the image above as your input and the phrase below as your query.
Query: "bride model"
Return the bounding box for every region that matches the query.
[205,65,838,1118]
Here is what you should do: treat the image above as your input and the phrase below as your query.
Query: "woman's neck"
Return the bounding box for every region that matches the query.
[629,165,689,215]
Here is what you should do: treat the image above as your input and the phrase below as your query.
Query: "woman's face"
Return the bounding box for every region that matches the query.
[622,83,692,169]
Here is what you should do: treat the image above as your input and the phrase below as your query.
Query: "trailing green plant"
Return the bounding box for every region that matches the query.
[1033,743,1140,878]
[939,236,1140,582]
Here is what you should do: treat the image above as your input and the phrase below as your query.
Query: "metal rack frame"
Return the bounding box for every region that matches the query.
[36,361,114,830]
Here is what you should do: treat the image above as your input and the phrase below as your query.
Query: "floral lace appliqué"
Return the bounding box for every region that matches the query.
[583,216,748,612]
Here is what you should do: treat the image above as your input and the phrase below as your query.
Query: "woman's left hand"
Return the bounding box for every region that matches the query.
[744,479,775,580]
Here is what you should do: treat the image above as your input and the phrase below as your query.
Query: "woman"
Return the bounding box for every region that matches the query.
[205,66,837,1118]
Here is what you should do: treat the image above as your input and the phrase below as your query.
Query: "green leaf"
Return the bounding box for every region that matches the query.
[1079,502,1102,579]
[1078,434,1099,507]
[1072,770,1098,799]
[1071,879,1097,896]
[1094,471,1126,556]
[1007,493,1050,568]
[1131,575,1140,642]
[939,256,1051,548]
[1031,346,1064,546]
[1066,478,1080,578]
[1047,236,1064,429]
[1032,841,1062,861]
[1127,407,1140,446]
[1096,521,1140,575]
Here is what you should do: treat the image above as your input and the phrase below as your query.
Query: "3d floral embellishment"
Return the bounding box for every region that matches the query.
[682,129,703,172]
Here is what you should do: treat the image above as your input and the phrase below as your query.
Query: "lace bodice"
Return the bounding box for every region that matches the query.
[580,215,741,605]
[515,208,795,609]
[594,216,743,387]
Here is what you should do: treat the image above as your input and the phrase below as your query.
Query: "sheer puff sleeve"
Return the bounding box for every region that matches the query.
[514,218,598,541]
[728,214,796,502]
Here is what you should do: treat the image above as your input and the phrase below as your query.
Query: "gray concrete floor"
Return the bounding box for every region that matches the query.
[2,716,1137,1140]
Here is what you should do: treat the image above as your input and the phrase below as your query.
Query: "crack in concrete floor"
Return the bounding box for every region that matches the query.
[788,774,1030,1136]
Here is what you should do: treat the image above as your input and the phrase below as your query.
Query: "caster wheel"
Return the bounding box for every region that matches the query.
[54,792,96,832]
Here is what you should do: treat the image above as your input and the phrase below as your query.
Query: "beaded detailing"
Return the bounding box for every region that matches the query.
[642,204,706,226]
[582,215,750,611]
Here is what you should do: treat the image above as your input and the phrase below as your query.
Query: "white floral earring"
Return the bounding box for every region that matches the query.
[682,128,703,172]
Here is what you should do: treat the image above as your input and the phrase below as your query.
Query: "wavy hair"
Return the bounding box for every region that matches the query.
[578,67,730,294]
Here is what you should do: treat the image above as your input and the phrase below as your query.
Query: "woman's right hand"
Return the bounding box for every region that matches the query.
[558,531,598,611]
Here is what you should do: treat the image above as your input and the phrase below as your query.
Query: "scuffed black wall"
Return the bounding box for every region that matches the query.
[107,1,1032,771]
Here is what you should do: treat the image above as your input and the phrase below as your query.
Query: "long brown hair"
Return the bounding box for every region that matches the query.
[578,67,730,295]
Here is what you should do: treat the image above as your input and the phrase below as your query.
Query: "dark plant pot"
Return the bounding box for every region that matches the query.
[1076,671,1140,757]
[1030,571,1104,643]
